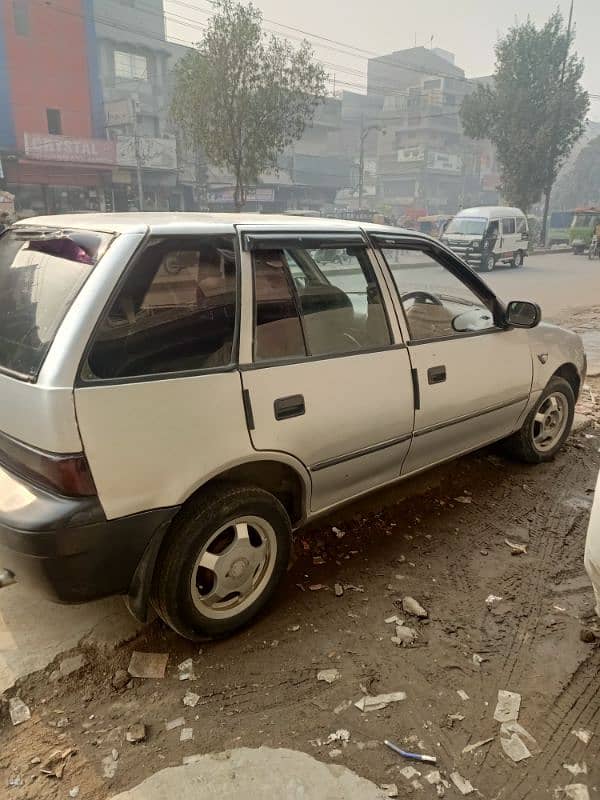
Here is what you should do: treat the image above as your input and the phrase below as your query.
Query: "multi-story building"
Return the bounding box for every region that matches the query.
[0,0,113,215]
[92,0,190,210]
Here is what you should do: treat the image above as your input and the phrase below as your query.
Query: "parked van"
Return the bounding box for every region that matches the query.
[0,214,585,640]
[441,206,528,271]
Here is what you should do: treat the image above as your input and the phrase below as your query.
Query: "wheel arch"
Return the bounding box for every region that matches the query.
[553,362,581,401]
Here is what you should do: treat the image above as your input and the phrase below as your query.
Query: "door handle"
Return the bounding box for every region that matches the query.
[274,394,305,420]
[428,365,446,385]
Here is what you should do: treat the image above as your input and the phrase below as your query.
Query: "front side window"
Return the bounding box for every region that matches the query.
[0,228,111,379]
[253,245,391,362]
[380,246,496,342]
[86,236,237,380]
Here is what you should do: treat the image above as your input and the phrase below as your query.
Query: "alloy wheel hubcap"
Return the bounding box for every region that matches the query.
[532,392,568,452]
[190,516,277,619]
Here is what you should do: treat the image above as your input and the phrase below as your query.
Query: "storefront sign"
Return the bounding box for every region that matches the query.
[116,137,177,171]
[24,133,116,165]
[209,187,275,203]
[427,151,462,174]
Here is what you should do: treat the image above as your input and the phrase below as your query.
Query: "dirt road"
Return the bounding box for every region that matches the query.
[1,375,598,799]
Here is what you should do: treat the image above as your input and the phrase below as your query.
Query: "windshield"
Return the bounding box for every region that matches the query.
[0,228,112,379]
[444,217,487,236]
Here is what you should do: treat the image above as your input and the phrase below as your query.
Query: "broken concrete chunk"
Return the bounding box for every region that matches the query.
[53,654,86,680]
[101,751,118,779]
[165,717,185,731]
[402,596,428,618]
[391,625,417,646]
[563,786,591,800]
[177,658,195,681]
[9,697,31,726]
[381,784,398,797]
[183,691,200,708]
[111,669,130,690]
[457,689,470,701]
[485,594,503,609]
[354,691,406,712]
[334,583,344,597]
[180,727,193,742]
[563,763,588,776]
[572,729,593,746]
[126,723,146,744]
[450,772,475,795]
[500,722,538,762]
[325,729,350,745]
[494,690,521,723]
[69,787,80,798]
[399,766,421,780]
[385,615,402,625]
[127,651,168,680]
[317,668,340,684]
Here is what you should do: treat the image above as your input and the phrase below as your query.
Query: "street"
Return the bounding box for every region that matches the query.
[0,253,598,799]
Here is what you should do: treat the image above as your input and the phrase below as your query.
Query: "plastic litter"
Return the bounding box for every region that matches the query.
[354,691,406,712]
[494,690,521,723]
[450,772,475,795]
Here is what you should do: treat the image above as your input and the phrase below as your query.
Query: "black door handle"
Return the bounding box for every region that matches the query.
[428,365,446,385]
[274,394,305,420]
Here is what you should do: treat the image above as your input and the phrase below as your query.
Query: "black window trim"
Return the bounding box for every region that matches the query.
[243,231,366,252]
[75,232,242,387]
[249,239,396,366]
[368,232,507,344]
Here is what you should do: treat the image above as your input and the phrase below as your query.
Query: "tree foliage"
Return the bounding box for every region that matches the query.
[171,0,327,210]
[460,11,589,216]
[553,134,600,208]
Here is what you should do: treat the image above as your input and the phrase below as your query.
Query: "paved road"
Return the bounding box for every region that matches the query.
[467,251,600,320]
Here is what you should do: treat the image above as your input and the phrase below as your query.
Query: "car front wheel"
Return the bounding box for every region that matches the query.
[152,485,292,640]
[504,376,575,463]
[512,251,524,268]
[483,253,495,272]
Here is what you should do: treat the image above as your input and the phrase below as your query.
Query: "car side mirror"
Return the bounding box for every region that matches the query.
[505,300,541,329]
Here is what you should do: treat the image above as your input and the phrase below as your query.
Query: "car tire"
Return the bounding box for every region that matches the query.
[483,253,495,272]
[151,484,292,640]
[504,376,575,464]
[512,251,524,268]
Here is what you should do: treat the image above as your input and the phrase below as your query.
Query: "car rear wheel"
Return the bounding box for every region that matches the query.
[483,253,495,272]
[504,376,575,463]
[152,485,292,640]
[511,251,524,268]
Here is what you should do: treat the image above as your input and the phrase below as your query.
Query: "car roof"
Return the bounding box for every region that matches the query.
[11,212,414,238]
[454,206,526,218]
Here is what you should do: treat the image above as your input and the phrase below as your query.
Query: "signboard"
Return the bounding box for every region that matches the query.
[209,187,275,203]
[397,146,425,163]
[24,133,116,165]
[427,151,462,174]
[116,136,177,171]
[105,99,133,127]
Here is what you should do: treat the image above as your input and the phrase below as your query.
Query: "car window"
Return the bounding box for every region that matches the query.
[85,235,237,380]
[502,218,516,234]
[517,217,528,235]
[487,220,499,236]
[380,246,496,342]
[253,245,391,361]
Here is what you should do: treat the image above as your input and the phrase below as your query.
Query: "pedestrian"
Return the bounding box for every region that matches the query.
[584,469,600,623]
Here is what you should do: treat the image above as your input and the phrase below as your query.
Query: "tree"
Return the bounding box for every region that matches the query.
[553,134,600,209]
[170,0,327,211]
[460,10,589,241]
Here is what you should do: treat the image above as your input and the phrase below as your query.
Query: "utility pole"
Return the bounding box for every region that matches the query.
[540,0,574,247]
[358,116,385,214]
[130,96,144,211]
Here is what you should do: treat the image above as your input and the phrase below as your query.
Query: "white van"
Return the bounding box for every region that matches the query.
[441,206,528,272]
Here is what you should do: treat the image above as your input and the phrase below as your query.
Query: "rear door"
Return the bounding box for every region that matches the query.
[237,228,415,513]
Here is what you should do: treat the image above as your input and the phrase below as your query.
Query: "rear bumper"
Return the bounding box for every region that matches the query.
[0,464,178,603]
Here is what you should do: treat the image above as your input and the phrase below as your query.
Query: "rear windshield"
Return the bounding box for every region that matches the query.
[445,217,487,235]
[0,227,112,379]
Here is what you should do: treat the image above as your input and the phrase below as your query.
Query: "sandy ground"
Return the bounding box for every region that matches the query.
[1,373,598,800]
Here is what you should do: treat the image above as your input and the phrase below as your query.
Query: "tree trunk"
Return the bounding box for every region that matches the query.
[540,186,552,249]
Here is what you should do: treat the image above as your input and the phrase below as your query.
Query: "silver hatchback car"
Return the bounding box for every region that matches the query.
[0,214,586,639]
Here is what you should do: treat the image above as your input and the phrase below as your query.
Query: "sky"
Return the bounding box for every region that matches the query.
[165,0,599,119]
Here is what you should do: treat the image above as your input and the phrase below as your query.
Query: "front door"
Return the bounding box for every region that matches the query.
[373,237,533,475]
[238,230,414,513]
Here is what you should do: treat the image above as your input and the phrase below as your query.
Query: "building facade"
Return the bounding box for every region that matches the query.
[0,0,112,215]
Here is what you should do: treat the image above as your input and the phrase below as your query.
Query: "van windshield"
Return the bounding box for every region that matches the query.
[0,227,112,380]
[445,217,487,236]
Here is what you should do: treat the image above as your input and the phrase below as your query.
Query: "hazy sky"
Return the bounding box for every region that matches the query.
[166,0,599,119]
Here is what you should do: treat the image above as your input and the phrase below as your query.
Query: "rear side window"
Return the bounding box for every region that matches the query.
[0,228,111,379]
[85,235,237,380]
[502,218,516,234]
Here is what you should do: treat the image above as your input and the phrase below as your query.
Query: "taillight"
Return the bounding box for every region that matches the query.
[0,430,96,497]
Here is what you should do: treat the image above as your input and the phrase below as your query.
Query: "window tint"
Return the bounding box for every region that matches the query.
[86,236,237,380]
[46,109,62,135]
[502,218,516,235]
[380,246,495,342]
[253,246,391,362]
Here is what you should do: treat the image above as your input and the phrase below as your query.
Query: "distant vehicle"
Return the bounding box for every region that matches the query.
[417,215,452,238]
[569,207,600,254]
[441,206,528,272]
[549,210,575,247]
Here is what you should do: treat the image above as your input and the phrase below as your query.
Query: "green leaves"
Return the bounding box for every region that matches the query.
[170,0,327,209]
[459,10,589,216]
